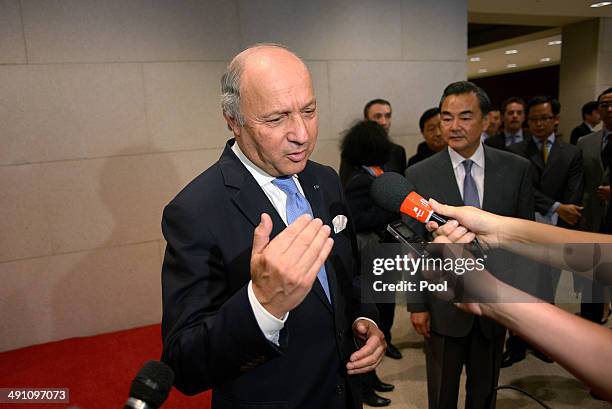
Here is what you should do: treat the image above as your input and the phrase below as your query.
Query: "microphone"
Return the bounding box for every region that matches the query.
[124,360,174,409]
[370,172,448,225]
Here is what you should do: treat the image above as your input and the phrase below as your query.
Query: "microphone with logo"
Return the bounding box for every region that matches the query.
[370,172,484,253]
[369,172,447,225]
[124,360,174,409]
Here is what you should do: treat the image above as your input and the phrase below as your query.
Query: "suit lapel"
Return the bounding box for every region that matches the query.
[219,141,286,238]
[527,139,545,171]
[298,165,334,312]
[482,147,503,212]
[434,150,464,206]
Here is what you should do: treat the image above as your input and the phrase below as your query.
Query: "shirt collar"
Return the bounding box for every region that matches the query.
[231,140,294,188]
[504,128,523,139]
[532,132,556,146]
[448,142,485,170]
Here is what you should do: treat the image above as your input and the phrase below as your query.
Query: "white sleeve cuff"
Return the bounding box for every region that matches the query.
[247,281,288,346]
[354,316,378,328]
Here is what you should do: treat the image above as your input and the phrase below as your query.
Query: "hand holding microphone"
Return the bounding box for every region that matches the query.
[369,172,481,246]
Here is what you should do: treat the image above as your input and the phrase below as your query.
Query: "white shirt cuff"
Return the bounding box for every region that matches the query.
[354,317,378,327]
[247,281,288,346]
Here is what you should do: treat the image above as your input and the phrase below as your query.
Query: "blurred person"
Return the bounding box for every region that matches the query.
[577,89,612,324]
[571,101,601,145]
[407,107,445,167]
[363,99,407,175]
[484,97,526,150]
[481,108,501,141]
[336,99,406,363]
[340,120,400,407]
[404,81,534,409]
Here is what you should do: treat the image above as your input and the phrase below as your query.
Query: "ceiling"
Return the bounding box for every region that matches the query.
[466,0,612,78]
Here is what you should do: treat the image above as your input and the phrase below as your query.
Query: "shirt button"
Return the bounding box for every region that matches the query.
[336,384,344,395]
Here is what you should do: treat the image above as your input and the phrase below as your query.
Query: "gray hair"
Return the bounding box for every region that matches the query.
[220,43,292,127]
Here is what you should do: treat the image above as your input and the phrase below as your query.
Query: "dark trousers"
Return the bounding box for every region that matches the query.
[425,320,504,409]
[377,301,396,343]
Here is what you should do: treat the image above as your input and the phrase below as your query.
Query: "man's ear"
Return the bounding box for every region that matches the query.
[223,112,241,136]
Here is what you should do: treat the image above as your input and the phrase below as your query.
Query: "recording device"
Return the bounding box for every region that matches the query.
[370,172,485,256]
[370,172,446,224]
[124,360,174,409]
[386,220,429,257]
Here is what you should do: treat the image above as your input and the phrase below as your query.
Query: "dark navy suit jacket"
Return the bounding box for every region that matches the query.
[161,140,375,409]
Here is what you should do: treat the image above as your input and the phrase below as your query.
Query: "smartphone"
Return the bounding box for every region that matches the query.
[386,220,429,257]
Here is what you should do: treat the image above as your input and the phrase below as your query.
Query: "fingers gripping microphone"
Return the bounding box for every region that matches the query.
[124,360,175,409]
[370,172,448,225]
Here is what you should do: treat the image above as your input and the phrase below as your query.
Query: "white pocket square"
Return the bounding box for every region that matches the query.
[332,214,348,234]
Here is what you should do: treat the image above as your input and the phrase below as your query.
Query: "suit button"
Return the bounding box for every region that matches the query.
[336,384,344,395]
[337,330,343,339]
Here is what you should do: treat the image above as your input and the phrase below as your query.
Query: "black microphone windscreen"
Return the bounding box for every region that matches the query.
[370,172,414,213]
[129,360,175,408]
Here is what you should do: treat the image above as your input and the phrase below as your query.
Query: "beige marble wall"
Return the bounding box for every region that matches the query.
[0,0,466,351]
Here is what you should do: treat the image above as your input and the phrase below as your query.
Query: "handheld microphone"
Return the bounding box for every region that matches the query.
[370,172,485,254]
[124,360,174,409]
[370,172,448,225]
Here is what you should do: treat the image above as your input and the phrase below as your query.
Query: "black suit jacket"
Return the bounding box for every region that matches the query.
[342,166,398,234]
[404,146,534,338]
[483,132,507,150]
[383,142,407,174]
[508,137,584,227]
[407,142,437,167]
[570,123,592,145]
[161,140,374,409]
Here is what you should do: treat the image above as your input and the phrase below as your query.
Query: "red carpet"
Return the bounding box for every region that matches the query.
[0,324,211,409]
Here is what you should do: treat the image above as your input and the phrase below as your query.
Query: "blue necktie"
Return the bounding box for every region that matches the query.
[272,177,331,302]
[462,160,480,208]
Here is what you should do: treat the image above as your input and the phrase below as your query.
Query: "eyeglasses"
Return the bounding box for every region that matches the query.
[599,102,612,110]
[527,116,555,123]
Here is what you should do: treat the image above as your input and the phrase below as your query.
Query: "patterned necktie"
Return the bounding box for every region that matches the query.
[272,176,331,302]
[462,160,480,208]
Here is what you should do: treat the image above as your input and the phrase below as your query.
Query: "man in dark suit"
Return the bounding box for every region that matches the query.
[508,97,584,230]
[570,101,601,145]
[363,99,407,175]
[405,81,534,409]
[484,97,526,151]
[503,96,584,367]
[361,98,406,362]
[407,107,445,167]
[161,44,385,409]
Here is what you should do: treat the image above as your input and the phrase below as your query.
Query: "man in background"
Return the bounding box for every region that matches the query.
[485,97,526,150]
[363,99,407,175]
[481,108,501,142]
[504,96,584,367]
[577,88,612,324]
[408,107,445,167]
[571,101,601,145]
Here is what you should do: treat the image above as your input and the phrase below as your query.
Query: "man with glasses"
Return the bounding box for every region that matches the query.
[504,96,584,367]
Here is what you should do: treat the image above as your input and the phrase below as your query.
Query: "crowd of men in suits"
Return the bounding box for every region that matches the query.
[343,87,612,408]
